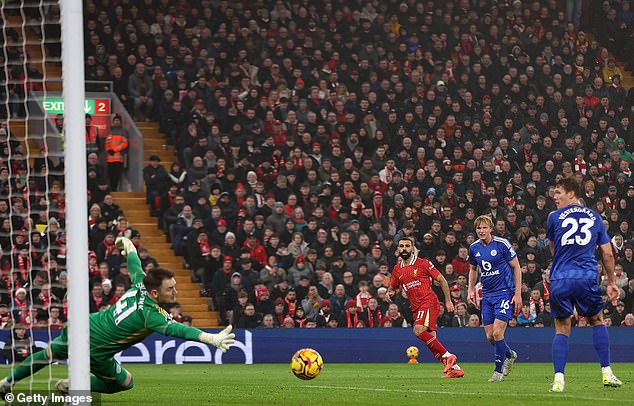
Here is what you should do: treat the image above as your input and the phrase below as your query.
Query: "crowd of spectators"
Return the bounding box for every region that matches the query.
[79,0,634,329]
[9,0,634,334]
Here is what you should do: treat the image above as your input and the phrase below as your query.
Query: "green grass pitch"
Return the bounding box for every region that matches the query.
[2,363,633,405]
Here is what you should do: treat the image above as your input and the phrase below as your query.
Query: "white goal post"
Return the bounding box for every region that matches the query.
[60,0,90,397]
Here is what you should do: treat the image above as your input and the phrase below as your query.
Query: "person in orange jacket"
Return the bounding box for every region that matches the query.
[243,232,268,265]
[104,115,129,190]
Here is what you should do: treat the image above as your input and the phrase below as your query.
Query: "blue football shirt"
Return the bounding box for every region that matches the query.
[547,204,610,281]
[469,237,517,293]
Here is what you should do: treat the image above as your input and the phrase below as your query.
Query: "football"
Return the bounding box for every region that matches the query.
[406,346,419,359]
[291,348,324,380]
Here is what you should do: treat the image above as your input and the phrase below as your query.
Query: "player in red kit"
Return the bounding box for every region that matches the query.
[387,236,464,378]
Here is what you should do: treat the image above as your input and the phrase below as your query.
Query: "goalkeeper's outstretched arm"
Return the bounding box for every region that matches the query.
[116,237,146,285]
[146,310,235,352]
[118,237,236,351]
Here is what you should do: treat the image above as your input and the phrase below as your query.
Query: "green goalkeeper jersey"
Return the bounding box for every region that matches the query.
[89,252,203,359]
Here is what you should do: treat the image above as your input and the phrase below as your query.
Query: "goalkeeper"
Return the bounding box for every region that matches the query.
[0,237,235,394]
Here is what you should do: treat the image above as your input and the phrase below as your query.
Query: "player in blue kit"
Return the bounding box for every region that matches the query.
[547,177,622,392]
[467,215,522,382]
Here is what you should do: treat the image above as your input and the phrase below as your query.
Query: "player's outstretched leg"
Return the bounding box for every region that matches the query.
[0,347,54,396]
[588,314,623,387]
[90,358,135,394]
[90,374,134,393]
[414,326,463,378]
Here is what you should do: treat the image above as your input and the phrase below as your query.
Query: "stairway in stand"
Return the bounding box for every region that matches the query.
[111,122,219,329]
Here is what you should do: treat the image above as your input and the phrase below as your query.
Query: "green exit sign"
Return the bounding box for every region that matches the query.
[41,98,111,115]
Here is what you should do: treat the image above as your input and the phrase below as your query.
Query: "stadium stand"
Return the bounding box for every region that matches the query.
[4,0,634,331]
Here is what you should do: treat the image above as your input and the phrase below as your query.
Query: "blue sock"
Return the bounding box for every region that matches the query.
[495,339,507,373]
[592,324,611,367]
[552,334,569,374]
[506,343,513,358]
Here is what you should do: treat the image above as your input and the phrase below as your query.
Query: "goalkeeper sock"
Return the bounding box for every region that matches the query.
[592,324,611,367]
[6,350,51,384]
[417,330,448,362]
[494,339,507,373]
[552,334,569,374]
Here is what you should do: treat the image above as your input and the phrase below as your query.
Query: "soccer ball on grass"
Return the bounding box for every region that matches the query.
[406,346,419,364]
[291,348,324,380]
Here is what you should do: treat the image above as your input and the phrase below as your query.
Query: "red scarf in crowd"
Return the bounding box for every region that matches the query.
[574,158,587,175]
[89,262,99,277]
[14,297,28,324]
[17,255,30,283]
[530,296,544,316]
[199,239,211,257]
[365,308,382,328]
[285,298,297,317]
[345,309,359,328]
[56,240,67,260]
[102,240,114,258]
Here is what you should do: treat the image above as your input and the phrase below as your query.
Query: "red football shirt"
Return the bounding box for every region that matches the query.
[390,256,441,309]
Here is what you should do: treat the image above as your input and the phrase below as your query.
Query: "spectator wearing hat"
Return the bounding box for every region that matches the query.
[514,218,533,243]
[210,257,235,326]
[11,288,29,325]
[265,202,290,235]
[315,299,337,328]
[143,155,169,216]
[244,232,268,265]
[272,297,289,327]
[249,284,271,314]
[237,257,260,294]
[342,299,367,328]
[287,256,312,287]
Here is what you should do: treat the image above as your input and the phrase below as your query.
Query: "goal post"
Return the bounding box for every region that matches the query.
[60,0,90,396]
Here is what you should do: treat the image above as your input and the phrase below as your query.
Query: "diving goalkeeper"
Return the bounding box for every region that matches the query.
[0,237,235,394]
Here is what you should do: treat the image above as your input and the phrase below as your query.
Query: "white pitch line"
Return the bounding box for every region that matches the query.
[303,384,633,403]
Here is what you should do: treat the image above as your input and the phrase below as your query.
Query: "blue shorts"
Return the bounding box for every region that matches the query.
[549,279,604,319]
[481,290,514,326]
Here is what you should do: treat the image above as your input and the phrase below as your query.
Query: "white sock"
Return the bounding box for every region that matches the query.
[554,372,565,382]
[442,351,451,358]
[601,366,613,375]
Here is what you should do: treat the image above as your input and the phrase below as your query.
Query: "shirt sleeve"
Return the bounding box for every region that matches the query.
[546,212,555,242]
[144,305,203,341]
[423,259,441,280]
[596,217,611,246]
[390,267,400,289]
[127,252,146,286]
[468,245,477,266]
[502,240,517,262]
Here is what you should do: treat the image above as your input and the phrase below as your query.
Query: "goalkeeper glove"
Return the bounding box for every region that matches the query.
[199,325,235,352]
[115,237,137,256]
